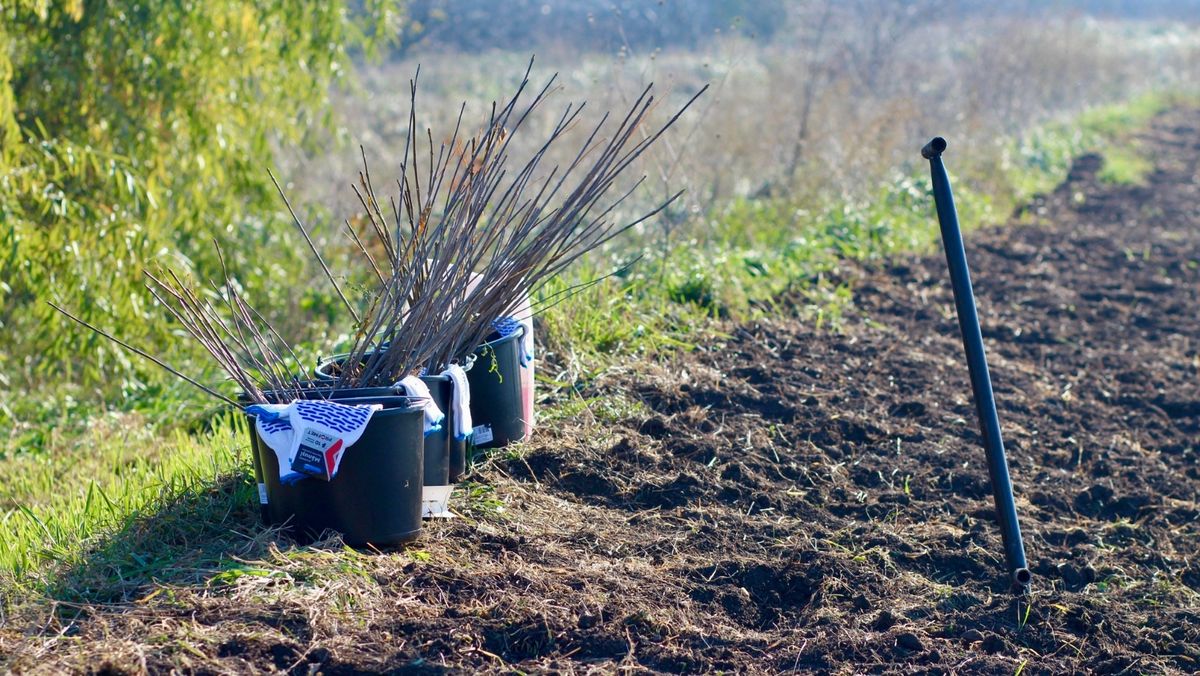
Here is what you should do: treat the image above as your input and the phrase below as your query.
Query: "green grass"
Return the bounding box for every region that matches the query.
[1002,91,1175,196]
[0,90,1189,609]
[0,413,253,600]
[1098,145,1154,185]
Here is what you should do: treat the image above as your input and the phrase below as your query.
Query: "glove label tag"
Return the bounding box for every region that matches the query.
[291,427,344,481]
[473,424,493,444]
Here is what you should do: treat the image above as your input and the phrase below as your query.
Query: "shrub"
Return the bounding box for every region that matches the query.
[0,0,400,399]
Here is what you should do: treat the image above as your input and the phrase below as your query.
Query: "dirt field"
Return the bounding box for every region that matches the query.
[6,110,1200,674]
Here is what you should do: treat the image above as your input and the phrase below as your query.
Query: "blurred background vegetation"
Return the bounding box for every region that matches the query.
[1,0,1199,448]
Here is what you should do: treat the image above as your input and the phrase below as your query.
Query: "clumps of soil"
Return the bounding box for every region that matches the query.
[6,110,1200,673]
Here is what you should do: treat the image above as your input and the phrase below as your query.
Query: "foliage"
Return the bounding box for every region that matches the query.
[999,91,1173,199]
[0,0,400,403]
[1097,146,1153,185]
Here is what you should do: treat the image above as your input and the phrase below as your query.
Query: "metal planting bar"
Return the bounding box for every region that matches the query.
[922,136,1032,590]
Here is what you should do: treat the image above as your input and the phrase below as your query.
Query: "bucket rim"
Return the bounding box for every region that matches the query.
[240,386,430,411]
[314,351,478,381]
[243,395,427,417]
[476,322,527,350]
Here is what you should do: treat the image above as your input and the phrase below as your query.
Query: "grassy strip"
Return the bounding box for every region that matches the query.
[0,414,254,600]
[0,91,1183,605]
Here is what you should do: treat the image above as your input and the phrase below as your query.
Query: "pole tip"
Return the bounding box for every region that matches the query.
[921,137,948,159]
[1013,567,1032,588]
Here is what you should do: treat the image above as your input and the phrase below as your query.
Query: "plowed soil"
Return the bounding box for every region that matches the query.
[7,110,1200,674]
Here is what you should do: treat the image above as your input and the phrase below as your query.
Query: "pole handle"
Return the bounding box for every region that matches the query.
[921,137,947,159]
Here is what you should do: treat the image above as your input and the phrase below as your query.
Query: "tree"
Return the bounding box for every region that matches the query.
[0,0,400,395]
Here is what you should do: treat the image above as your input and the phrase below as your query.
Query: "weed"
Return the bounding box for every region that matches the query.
[1017,599,1033,630]
[208,563,283,587]
[457,481,506,518]
[1099,146,1154,185]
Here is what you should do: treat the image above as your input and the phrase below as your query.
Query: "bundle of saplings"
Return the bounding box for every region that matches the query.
[293,61,704,450]
[299,63,705,388]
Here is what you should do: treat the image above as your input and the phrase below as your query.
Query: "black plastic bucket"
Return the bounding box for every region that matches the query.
[244,391,425,546]
[469,324,528,450]
[422,374,451,487]
[312,356,473,488]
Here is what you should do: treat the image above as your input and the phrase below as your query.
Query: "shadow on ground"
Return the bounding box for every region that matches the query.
[48,472,262,605]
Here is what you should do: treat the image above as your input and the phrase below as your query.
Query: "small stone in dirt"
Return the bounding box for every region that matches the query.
[871,610,897,631]
[1074,483,1115,514]
[578,612,599,629]
[720,587,753,617]
[852,594,871,610]
[270,643,299,669]
[1058,562,1084,587]
[888,401,927,418]
[1058,561,1099,589]
[897,632,925,652]
[609,437,635,456]
[721,462,746,481]
[638,416,670,438]
[981,633,1007,654]
[960,629,984,643]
